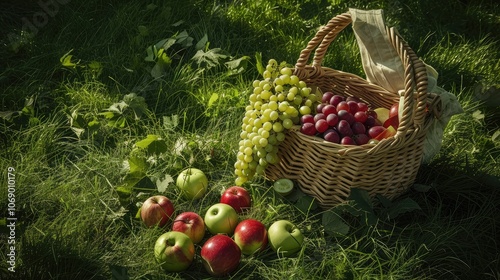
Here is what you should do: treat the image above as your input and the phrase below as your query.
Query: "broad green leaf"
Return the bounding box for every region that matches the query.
[225,56,250,75]
[176,30,193,47]
[135,134,168,155]
[145,46,156,62]
[322,210,349,236]
[0,111,18,121]
[347,188,377,225]
[386,198,421,219]
[135,134,160,149]
[69,110,87,129]
[196,33,208,50]
[348,188,373,210]
[163,115,179,130]
[192,48,227,69]
[376,194,392,208]
[157,38,176,52]
[472,110,484,122]
[207,93,219,108]
[294,195,318,213]
[99,111,115,119]
[156,174,174,193]
[128,155,149,174]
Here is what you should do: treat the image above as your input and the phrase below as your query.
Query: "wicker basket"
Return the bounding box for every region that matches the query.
[265,13,441,209]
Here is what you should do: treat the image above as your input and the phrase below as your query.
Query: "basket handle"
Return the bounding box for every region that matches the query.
[294,12,429,132]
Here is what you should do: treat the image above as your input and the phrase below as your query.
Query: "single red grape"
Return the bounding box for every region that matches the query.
[315,119,329,133]
[321,92,334,103]
[329,95,345,107]
[326,113,339,127]
[321,105,337,116]
[341,136,355,145]
[314,113,326,122]
[323,129,340,143]
[336,101,350,112]
[301,114,314,124]
[301,122,317,135]
[354,111,368,123]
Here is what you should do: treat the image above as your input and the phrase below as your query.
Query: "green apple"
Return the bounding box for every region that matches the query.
[267,220,304,257]
[204,203,239,235]
[176,168,208,199]
[154,231,195,272]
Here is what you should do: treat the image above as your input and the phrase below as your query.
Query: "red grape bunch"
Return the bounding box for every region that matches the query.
[299,91,391,145]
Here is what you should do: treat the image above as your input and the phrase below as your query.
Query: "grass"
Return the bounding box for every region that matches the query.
[1,0,499,279]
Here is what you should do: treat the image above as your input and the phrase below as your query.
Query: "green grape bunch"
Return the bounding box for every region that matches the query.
[234,59,318,186]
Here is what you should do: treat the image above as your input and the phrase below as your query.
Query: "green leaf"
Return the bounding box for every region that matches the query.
[135,134,168,155]
[294,195,318,213]
[347,188,377,225]
[128,155,149,174]
[163,115,179,130]
[348,188,373,210]
[135,134,159,149]
[192,48,227,69]
[207,93,219,108]
[376,194,393,208]
[255,52,265,75]
[472,110,485,123]
[225,56,250,75]
[176,30,193,48]
[385,198,421,220]
[157,38,176,53]
[0,111,18,121]
[60,49,79,68]
[322,210,349,236]
[195,33,208,50]
[156,174,174,193]
[492,130,500,142]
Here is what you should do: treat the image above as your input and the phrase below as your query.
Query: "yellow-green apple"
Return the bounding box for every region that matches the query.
[233,219,268,255]
[171,211,206,244]
[201,234,241,277]
[220,186,251,213]
[373,107,390,124]
[204,203,239,235]
[154,231,195,272]
[140,195,175,228]
[267,220,304,257]
[176,168,208,199]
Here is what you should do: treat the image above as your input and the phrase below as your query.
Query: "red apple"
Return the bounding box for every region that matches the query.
[140,195,175,228]
[154,231,195,272]
[201,235,241,277]
[234,219,268,255]
[172,212,206,244]
[374,125,397,140]
[383,115,399,129]
[220,186,251,213]
[389,102,399,118]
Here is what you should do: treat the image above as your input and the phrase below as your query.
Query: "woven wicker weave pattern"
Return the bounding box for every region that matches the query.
[265,12,440,208]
